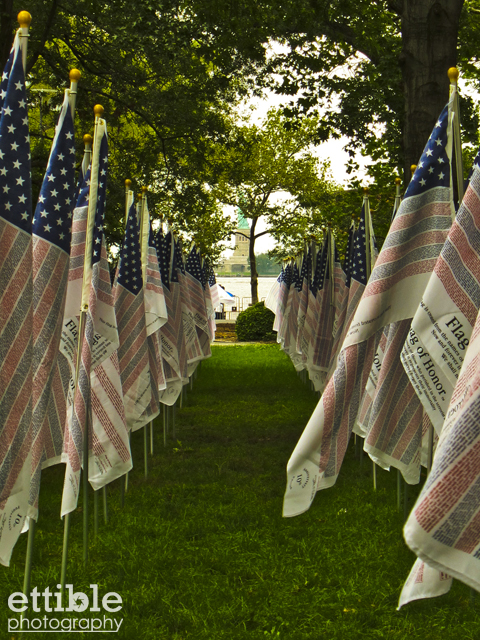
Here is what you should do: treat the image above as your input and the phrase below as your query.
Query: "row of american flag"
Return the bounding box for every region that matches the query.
[267,79,480,606]
[0,27,221,566]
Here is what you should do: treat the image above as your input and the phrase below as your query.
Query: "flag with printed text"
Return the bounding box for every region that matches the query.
[283,97,455,517]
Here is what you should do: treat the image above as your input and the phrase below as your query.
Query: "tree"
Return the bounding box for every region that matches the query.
[255,0,470,186]
[211,109,337,303]
[5,0,480,262]
[255,253,281,276]
[1,0,264,258]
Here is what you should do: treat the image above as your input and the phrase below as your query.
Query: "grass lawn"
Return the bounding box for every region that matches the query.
[1,344,479,639]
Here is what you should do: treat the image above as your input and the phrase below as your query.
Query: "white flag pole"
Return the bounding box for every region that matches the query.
[18,14,34,627]
[122,181,133,499]
[361,188,378,489]
[139,188,154,469]
[61,134,96,602]
[67,69,81,118]
[18,11,31,73]
[124,179,132,226]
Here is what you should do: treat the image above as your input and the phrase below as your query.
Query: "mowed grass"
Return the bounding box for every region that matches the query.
[1,344,480,639]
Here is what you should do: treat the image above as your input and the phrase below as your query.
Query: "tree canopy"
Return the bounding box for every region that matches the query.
[210,108,338,301]
[2,0,480,262]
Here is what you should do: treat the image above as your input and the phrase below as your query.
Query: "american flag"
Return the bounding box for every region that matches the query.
[207,264,220,310]
[284,98,454,517]
[113,202,153,430]
[326,208,371,382]
[132,195,166,417]
[300,243,321,373]
[310,234,335,379]
[279,259,302,366]
[264,268,282,316]
[398,557,451,608]
[61,122,130,516]
[0,30,33,566]
[362,101,454,484]
[145,221,167,395]
[30,90,76,518]
[156,229,188,404]
[274,261,292,335]
[401,163,480,434]
[403,299,480,595]
[343,219,356,286]
[173,238,203,372]
[397,156,480,606]
[185,245,212,358]
[201,260,216,339]
[325,220,358,378]
[295,247,312,368]
[141,197,167,335]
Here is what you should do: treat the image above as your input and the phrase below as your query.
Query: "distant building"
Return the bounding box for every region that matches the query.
[222,208,250,273]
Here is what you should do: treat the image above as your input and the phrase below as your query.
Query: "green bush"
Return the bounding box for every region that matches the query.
[235,301,277,342]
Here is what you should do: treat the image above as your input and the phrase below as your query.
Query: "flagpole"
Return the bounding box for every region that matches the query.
[83,134,93,171]
[448,67,464,205]
[390,177,402,225]
[81,104,105,568]
[124,179,132,226]
[67,69,81,117]
[16,13,35,626]
[122,179,133,500]
[363,188,372,278]
[362,187,378,489]
[17,11,31,72]
[60,133,93,601]
[328,226,335,307]
[139,187,153,471]
[25,61,83,634]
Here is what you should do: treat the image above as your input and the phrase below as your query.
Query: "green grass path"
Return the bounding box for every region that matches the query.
[1,344,479,639]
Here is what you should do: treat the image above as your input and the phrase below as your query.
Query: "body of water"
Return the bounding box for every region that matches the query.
[216,276,278,311]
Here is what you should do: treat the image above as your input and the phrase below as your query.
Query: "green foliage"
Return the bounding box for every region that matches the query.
[235,301,277,341]
[255,253,281,275]
[212,108,340,264]
[3,0,263,260]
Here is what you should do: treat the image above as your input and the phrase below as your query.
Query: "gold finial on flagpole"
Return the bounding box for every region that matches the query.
[93,104,104,118]
[363,187,369,195]
[124,180,132,225]
[395,177,402,186]
[81,135,93,177]
[17,11,32,27]
[410,164,417,175]
[448,67,459,84]
[68,69,81,117]
[142,186,148,193]
[69,68,81,82]
[18,11,31,72]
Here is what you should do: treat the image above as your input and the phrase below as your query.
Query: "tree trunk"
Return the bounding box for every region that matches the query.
[249,218,259,304]
[399,0,464,183]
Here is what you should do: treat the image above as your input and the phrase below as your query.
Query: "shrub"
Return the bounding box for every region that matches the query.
[235,301,277,342]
